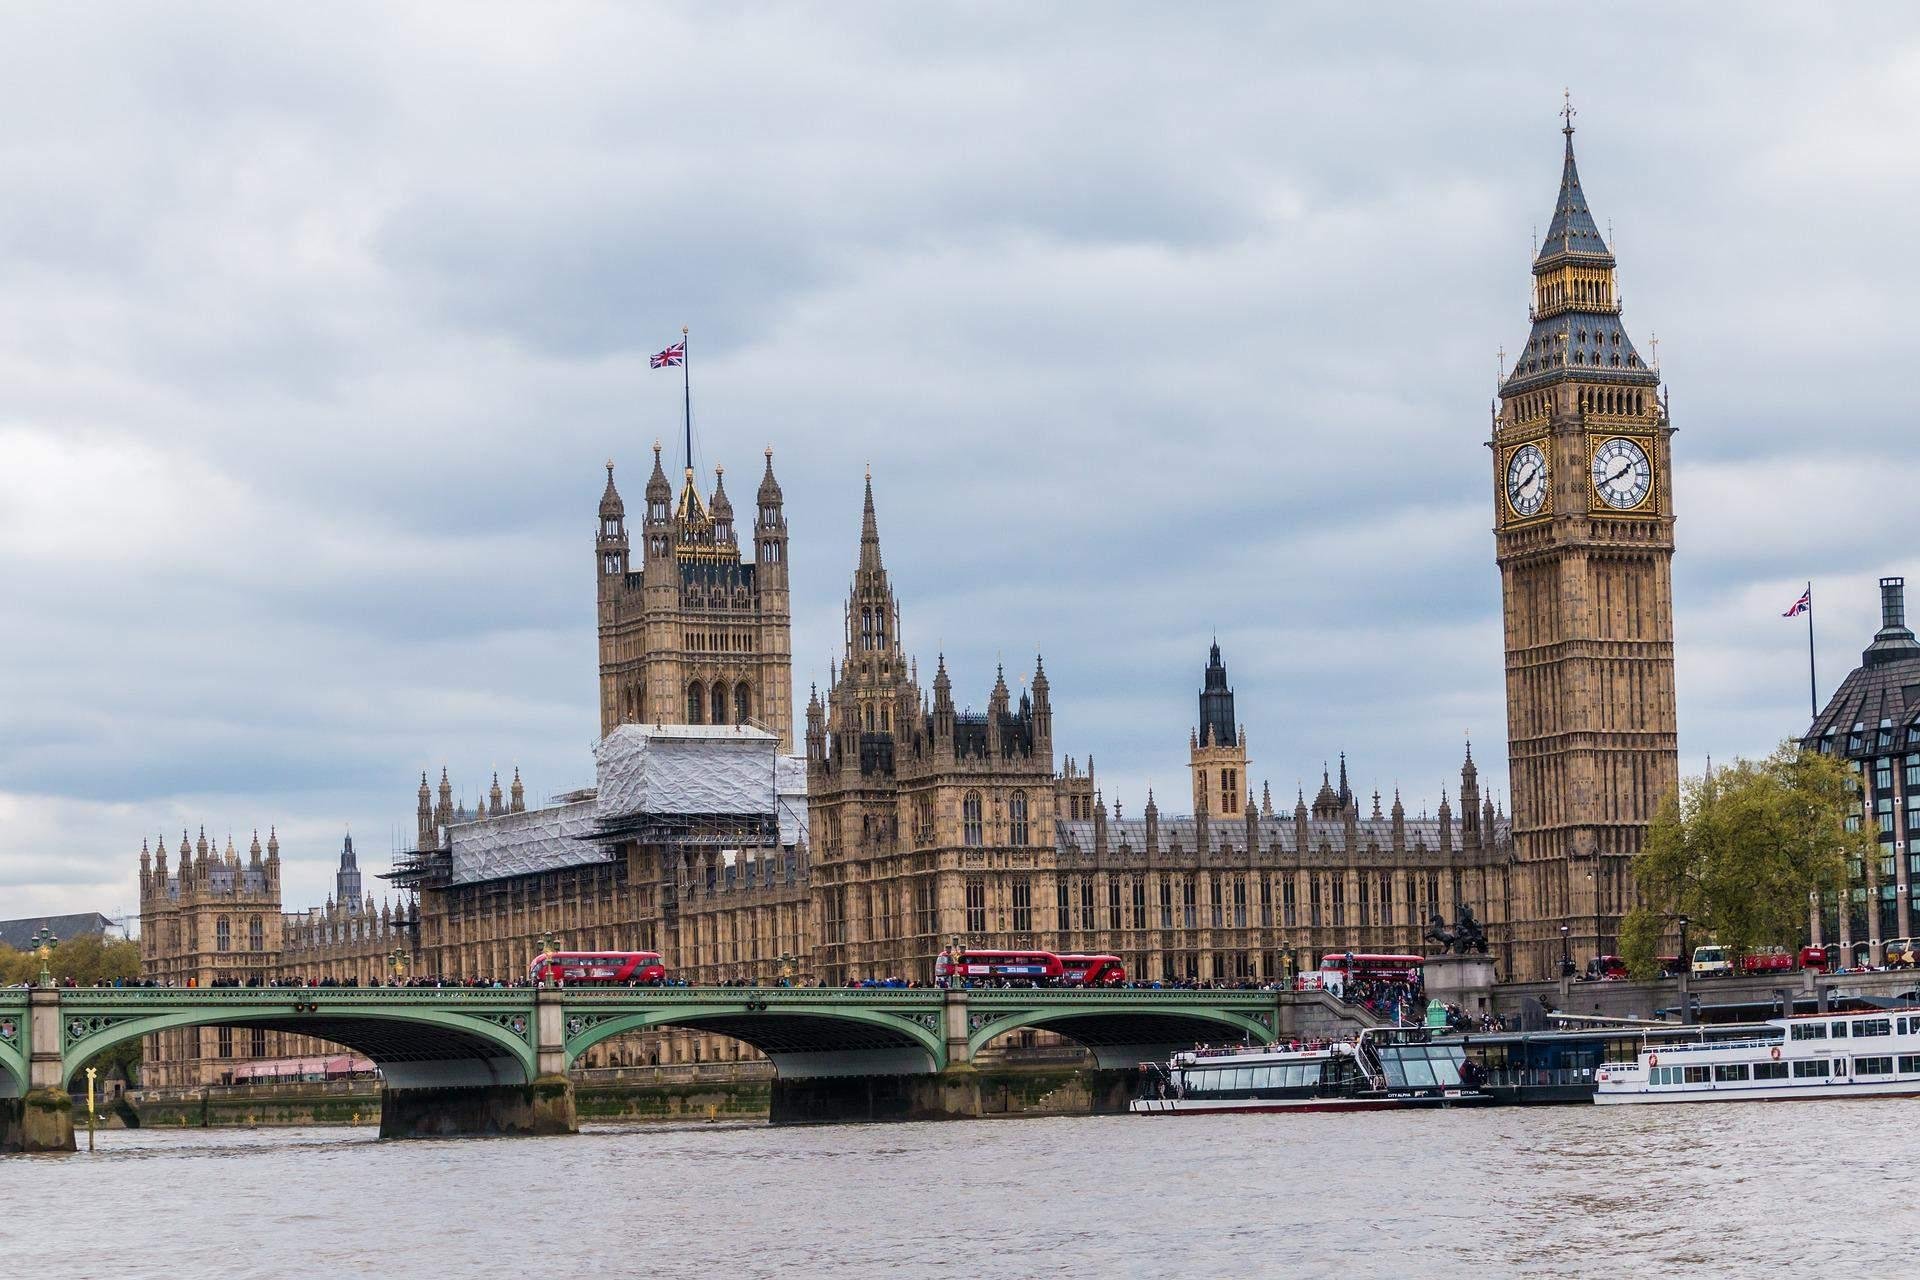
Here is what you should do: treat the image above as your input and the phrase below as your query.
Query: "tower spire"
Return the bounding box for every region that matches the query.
[859,465,882,572]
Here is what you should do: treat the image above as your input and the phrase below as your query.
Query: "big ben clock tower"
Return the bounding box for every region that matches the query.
[1492,104,1679,980]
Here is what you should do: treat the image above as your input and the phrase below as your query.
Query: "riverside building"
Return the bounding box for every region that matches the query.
[1802,576,1920,963]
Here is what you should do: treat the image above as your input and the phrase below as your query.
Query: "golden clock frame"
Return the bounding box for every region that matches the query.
[1585,431,1658,517]
[1501,437,1553,526]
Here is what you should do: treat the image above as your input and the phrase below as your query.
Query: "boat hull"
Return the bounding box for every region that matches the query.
[1596,1079,1920,1106]
[1131,1092,1489,1115]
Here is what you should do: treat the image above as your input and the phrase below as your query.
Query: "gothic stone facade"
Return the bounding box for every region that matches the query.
[596,445,794,752]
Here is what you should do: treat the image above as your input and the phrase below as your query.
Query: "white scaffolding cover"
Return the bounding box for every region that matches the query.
[594,723,779,819]
[447,799,604,885]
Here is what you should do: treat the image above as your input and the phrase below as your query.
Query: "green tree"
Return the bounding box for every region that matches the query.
[1620,742,1865,977]
[0,934,141,986]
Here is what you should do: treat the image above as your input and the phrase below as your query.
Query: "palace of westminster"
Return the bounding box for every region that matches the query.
[136,117,1694,1085]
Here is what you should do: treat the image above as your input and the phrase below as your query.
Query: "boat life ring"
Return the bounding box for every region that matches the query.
[1647,1053,1658,1066]
[1770,1047,1782,1061]
[1597,1070,1609,1082]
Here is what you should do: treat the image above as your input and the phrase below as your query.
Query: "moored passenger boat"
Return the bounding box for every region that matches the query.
[1131,1027,1491,1115]
[1594,1007,1920,1105]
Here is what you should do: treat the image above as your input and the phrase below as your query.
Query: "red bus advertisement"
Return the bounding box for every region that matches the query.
[950,950,1063,984]
[529,950,667,986]
[1294,952,1424,999]
[1058,954,1127,987]
[935,949,1127,987]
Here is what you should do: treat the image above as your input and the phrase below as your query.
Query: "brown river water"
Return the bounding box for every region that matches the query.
[2,1102,1908,1278]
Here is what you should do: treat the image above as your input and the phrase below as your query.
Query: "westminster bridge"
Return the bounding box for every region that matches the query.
[0,984,1365,1151]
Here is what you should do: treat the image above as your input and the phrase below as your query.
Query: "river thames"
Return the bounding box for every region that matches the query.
[3,1102,1907,1278]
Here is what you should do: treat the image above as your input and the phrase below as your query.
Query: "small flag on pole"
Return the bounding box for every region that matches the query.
[1783,586,1812,618]
[650,341,686,369]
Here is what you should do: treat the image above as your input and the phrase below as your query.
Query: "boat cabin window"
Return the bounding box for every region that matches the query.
[1855,1056,1893,1075]
[1377,1044,1466,1089]
[1792,1060,1830,1079]
[1713,1064,1749,1082]
[1754,1061,1789,1080]
[1682,1066,1709,1084]
[1830,1022,1849,1039]
[1854,1018,1891,1038]
[1791,1023,1827,1041]
[1899,1055,1920,1073]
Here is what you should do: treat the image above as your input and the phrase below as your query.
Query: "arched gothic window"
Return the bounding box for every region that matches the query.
[248,916,263,951]
[687,683,706,724]
[711,683,727,725]
[215,916,231,953]
[1010,791,1029,847]
[963,792,983,847]
[735,682,751,725]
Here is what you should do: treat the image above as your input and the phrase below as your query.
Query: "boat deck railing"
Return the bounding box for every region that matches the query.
[1632,1036,1783,1056]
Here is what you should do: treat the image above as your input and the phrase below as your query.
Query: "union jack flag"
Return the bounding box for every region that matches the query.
[1783,586,1812,617]
[650,341,685,369]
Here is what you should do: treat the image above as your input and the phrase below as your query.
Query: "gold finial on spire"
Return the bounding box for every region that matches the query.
[1561,87,1576,134]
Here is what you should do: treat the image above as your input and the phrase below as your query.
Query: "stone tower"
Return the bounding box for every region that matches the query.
[1189,641,1249,818]
[1491,107,1679,979]
[596,443,794,751]
[806,472,1056,983]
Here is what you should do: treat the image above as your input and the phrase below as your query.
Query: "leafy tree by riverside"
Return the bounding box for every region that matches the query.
[0,934,146,1080]
[0,934,141,987]
[1620,742,1865,977]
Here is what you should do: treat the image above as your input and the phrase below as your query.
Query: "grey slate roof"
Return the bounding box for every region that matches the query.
[0,913,115,950]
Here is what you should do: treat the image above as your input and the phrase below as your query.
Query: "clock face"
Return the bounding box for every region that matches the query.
[1505,443,1548,518]
[1591,437,1653,510]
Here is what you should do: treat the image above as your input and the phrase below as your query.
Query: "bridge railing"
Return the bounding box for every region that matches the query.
[51,988,534,1005]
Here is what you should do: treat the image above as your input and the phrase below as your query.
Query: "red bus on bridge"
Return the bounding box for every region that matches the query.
[1294,952,1424,999]
[941,949,1127,987]
[1058,954,1128,986]
[529,950,667,986]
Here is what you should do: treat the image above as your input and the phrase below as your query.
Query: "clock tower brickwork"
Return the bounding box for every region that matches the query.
[1492,113,1679,980]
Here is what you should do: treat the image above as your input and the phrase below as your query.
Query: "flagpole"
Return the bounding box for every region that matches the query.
[1806,581,1818,721]
[681,324,692,476]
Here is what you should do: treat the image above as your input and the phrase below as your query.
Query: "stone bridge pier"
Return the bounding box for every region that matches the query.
[1,991,77,1153]
[378,990,575,1140]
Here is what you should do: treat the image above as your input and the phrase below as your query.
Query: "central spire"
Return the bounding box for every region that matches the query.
[859,466,883,572]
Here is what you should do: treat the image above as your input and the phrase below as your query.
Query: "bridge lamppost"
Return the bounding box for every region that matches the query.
[1559,925,1573,978]
[30,924,56,987]
[387,948,409,986]
[778,953,794,988]
[537,931,557,987]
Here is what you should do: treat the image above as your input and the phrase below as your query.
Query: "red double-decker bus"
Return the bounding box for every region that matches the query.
[940,949,1128,987]
[529,950,667,986]
[1293,952,1423,999]
[1058,953,1127,986]
[951,950,1063,984]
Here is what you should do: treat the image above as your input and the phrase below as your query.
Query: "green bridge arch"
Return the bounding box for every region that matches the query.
[0,1000,27,1100]
[53,993,539,1091]
[562,999,947,1078]
[966,1005,1276,1068]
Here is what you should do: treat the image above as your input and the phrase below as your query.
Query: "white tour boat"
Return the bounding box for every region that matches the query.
[1131,1027,1491,1115]
[1594,1007,1920,1105]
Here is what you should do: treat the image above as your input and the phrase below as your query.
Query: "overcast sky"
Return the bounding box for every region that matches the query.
[5,4,1918,925]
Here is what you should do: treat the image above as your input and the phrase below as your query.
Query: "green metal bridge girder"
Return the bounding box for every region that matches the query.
[47,988,540,1090]
[558,988,949,1073]
[961,989,1283,1063]
[13,986,1297,1089]
[0,991,27,1098]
